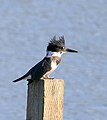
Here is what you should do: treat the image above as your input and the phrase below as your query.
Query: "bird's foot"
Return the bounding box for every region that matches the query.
[47,77,54,80]
[42,77,54,80]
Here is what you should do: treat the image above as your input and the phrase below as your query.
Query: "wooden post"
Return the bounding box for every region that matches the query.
[26,79,64,120]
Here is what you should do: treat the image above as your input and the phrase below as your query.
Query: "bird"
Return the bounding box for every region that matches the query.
[13,36,78,84]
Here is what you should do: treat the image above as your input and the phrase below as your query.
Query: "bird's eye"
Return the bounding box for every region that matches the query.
[61,47,64,50]
[60,51,62,54]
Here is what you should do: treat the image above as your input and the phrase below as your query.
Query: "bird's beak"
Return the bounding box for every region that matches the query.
[64,48,78,53]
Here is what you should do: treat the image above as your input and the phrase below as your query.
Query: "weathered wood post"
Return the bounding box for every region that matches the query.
[26,79,64,120]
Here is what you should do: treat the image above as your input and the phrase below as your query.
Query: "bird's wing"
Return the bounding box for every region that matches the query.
[30,57,51,80]
[13,57,51,82]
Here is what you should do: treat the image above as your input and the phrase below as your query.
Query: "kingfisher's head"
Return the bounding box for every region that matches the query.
[46,36,78,57]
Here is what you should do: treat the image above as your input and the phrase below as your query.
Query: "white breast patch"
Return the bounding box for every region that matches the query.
[42,61,57,78]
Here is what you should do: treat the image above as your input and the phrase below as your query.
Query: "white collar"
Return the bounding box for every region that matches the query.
[46,51,62,57]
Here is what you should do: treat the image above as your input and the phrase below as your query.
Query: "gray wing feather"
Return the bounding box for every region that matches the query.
[13,57,51,82]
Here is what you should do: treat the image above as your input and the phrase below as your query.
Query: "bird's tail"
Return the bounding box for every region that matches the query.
[13,73,30,83]
[13,78,22,82]
[13,79,22,82]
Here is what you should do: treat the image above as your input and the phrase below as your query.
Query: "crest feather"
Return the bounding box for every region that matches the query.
[47,36,65,52]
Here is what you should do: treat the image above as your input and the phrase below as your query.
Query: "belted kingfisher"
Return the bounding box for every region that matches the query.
[13,36,78,84]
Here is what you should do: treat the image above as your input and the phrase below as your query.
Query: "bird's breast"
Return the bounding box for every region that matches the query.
[51,61,58,70]
[42,56,61,78]
[51,56,61,70]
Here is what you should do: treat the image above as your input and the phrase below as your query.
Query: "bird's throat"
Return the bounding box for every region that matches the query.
[46,51,62,57]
